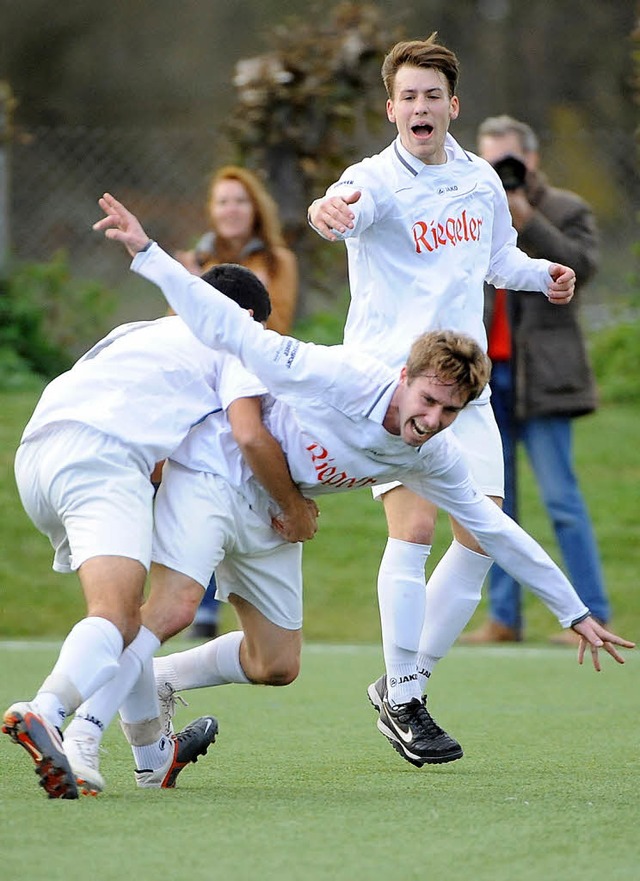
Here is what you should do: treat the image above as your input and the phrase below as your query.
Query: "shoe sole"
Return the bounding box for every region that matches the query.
[2,709,79,799]
[70,763,104,796]
[162,717,219,789]
[376,718,463,766]
[367,682,384,713]
[75,776,102,797]
[368,684,424,768]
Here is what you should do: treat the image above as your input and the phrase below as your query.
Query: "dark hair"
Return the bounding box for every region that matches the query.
[381,33,460,100]
[201,263,272,323]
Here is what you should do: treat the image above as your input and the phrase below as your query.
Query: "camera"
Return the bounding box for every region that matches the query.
[492,155,527,191]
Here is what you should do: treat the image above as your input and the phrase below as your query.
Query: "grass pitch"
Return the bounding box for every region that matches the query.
[0,640,636,881]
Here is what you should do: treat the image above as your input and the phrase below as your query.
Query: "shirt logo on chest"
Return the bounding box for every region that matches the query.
[412,209,484,254]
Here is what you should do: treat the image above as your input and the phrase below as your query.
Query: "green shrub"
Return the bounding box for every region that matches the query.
[590,319,640,404]
[0,251,117,387]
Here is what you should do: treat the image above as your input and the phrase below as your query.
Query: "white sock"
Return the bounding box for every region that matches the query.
[65,626,160,743]
[32,617,123,729]
[416,540,493,691]
[120,657,163,724]
[132,736,173,772]
[120,658,167,769]
[377,538,431,706]
[154,631,250,691]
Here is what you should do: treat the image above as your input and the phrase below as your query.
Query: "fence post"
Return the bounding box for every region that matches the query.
[0,81,15,272]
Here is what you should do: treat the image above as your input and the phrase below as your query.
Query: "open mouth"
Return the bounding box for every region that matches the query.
[411,418,433,440]
[411,123,433,138]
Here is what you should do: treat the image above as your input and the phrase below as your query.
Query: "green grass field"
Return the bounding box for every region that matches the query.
[0,640,637,881]
[0,375,638,880]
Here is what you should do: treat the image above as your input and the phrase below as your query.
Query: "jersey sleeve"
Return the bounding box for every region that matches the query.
[483,165,553,293]
[312,163,379,240]
[402,439,589,627]
[217,353,267,411]
[132,244,345,405]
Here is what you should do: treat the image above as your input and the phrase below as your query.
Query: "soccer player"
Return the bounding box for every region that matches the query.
[2,264,317,798]
[93,193,634,770]
[306,34,579,756]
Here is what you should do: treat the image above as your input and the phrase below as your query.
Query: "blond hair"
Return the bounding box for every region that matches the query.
[405,330,490,404]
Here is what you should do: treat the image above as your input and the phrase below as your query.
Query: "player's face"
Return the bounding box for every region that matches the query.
[396,370,466,447]
[209,179,255,244]
[386,65,459,165]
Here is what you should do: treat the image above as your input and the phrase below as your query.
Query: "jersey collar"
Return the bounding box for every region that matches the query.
[393,133,470,176]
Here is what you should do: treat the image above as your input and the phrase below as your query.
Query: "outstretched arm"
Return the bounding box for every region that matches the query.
[403,463,634,671]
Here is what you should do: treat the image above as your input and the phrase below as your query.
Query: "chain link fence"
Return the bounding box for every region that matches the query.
[2,112,639,326]
[6,121,236,289]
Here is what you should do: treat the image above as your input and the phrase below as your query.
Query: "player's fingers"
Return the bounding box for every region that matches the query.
[598,629,635,648]
[577,639,586,665]
[604,642,627,665]
[589,643,602,673]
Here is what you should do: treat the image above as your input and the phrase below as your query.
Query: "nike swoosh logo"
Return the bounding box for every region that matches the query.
[203,720,213,735]
[387,714,414,744]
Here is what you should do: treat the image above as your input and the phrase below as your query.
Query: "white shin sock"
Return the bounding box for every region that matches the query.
[417,540,492,691]
[377,538,431,706]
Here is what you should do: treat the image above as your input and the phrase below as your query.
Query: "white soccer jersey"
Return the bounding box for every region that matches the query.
[21,315,266,473]
[133,245,589,627]
[318,134,552,372]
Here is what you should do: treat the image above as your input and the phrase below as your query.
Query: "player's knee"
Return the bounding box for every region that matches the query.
[395,517,436,544]
[254,654,300,686]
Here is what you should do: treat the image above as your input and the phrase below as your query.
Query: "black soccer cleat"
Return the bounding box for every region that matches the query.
[367,675,463,767]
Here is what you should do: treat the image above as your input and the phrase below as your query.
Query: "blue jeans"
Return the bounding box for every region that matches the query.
[193,572,221,627]
[488,362,610,630]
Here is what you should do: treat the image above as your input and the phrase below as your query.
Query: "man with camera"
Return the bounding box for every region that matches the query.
[462,114,610,644]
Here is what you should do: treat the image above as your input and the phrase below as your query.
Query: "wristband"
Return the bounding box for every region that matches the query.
[570,610,591,627]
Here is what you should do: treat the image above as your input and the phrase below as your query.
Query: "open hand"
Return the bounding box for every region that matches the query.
[571,617,635,672]
[93,193,151,257]
[308,191,361,241]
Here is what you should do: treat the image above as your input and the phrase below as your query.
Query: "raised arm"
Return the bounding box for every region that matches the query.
[94,193,343,409]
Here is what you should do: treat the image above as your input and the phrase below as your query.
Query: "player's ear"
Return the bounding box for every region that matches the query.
[386,98,396,124]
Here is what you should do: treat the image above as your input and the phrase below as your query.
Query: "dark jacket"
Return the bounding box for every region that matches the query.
[484,170,600,420]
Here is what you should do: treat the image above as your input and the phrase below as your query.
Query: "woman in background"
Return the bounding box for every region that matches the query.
[176,165,298,333]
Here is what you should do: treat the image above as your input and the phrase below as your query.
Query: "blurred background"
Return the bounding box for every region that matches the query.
[0,0,638,643]
[1,0,638,339]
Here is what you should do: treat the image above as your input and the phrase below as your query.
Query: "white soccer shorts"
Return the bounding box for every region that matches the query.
[14,422,155,573]
[152,461,303,630]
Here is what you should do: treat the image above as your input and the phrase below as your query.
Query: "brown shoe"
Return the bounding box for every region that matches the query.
[459,619,521,644]
[548,629,581,646]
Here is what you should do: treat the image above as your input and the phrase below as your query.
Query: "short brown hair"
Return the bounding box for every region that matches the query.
[405,330,490,405]
[381,33,460,100]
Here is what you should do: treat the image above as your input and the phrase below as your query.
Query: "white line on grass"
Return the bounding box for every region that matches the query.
[1,640,635,662]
